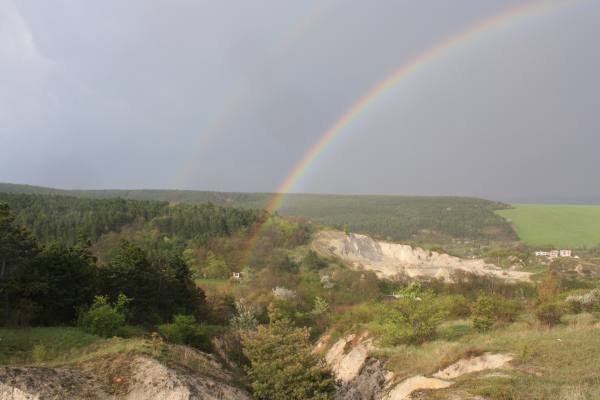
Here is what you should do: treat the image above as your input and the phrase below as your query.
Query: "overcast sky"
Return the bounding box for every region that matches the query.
[1,0,599,202]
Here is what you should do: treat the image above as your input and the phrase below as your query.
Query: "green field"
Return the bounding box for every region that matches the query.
[497,204,600,248]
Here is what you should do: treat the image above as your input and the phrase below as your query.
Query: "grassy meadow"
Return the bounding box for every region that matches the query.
[497,204,600,248]
[379,315,600,399]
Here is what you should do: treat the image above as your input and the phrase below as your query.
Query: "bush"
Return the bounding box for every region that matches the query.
[437,295,470,319]
[371,294,446,345]
[31,344,47,362]
[158,314,211,352]
[471,294,520,333]
[494,297,521,323]
[536,302,565,326]
[471,295,495,333]
[203,251,231,279]
[77,295,128,337]
[241,318,334,400]
[537,271,561,303]
[566,288,600,312]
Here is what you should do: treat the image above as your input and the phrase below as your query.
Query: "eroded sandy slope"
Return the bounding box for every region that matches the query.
[312,230,531,282]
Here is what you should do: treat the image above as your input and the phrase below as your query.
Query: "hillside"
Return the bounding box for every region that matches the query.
[497,204,600,248]
[0,191,264,246]
[0,328,251,399]
[3,186,600,399]
[0,183,516,242]
[312,230,531,282]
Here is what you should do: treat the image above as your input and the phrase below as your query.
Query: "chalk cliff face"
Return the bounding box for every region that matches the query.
[312,230,531,283]
[322,333,514,400]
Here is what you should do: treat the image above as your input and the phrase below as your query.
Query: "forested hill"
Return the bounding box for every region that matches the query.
[0,192,265,245]
[0,183,516,242]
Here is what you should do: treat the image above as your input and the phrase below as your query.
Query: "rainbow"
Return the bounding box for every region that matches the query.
[239,0,573,265]
[176,0,341,189]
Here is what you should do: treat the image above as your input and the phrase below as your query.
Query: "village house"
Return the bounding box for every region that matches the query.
[535,249,572,258]
[559,249,572,257]
[232,272,242,279]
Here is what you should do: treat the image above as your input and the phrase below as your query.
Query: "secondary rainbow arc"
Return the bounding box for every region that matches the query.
[237,0,574,265]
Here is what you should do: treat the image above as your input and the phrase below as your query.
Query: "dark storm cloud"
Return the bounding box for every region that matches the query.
[1,0,599,202]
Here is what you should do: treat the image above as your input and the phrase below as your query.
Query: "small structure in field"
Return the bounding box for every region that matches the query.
[535,249,572,258]
[232,272,242,279]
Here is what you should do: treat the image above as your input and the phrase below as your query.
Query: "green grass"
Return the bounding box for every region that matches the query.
[0,327,102,364]
[0,326,236,385]
[0,326,166,367]
[379,316,600,399]
[497,204,600,248]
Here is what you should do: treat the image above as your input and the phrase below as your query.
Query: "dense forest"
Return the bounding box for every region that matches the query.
[0,202,205,327]
[0,192,265,245]
[0,183,516,242]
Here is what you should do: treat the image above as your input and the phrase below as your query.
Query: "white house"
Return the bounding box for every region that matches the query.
[559,249,572,257]
[535,249,572,258]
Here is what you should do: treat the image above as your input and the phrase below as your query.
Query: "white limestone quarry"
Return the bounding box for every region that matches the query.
[312,230,531,283]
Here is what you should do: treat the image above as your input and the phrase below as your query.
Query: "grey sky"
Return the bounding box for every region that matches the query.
[1,0,599,203]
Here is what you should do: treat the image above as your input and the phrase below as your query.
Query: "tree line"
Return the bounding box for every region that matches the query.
[0,201,207,326]
[0,193,265,245]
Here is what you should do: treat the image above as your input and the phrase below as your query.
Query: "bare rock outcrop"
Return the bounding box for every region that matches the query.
[324,332,515,400]
[125,355,250,400]
[383,376,453,400]
[324,334,392,400]
[325,333,374,383]
[335,358,390,400]
[0,366,106,400]
[312,230,531,283]
[0,353,250,400]
[432,353,513,380]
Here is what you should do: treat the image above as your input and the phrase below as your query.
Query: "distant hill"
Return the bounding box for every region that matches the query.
[0,191,264,246]
[0,183,516,242]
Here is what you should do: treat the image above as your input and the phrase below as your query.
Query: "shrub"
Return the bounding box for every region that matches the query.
[371,294,446,345]
[230,299,259,331]
[471,294,520,333]
[472,295,496,333]
[77,295,129,337]
[241,318,334,400]
[202,251,231,279]
[536,302,565,327]
[158,314,211,352]
[566,288,600,312]
[31,344,47,362]
[493,297,521,323]
[302,250,327,271]
[538,271,561,303]
[437,294,470,319]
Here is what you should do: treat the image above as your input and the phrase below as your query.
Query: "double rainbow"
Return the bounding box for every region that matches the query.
[240,0,574,265]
